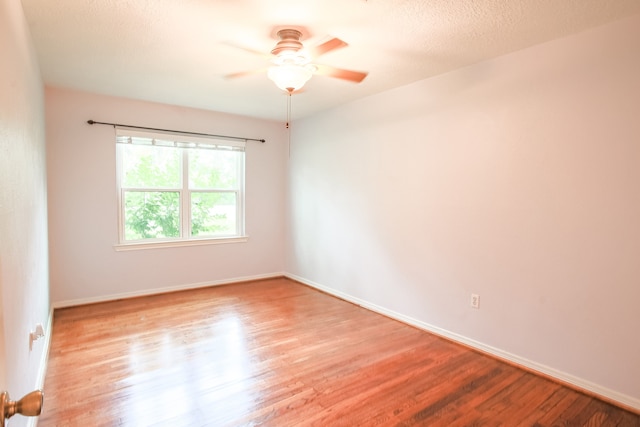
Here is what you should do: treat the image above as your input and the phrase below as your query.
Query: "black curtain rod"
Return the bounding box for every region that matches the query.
[87,120,266,143]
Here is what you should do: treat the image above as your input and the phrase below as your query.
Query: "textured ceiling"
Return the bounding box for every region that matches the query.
[20,0,640,122]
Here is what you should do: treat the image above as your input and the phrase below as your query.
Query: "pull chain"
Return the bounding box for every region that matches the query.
[286,91,292,129]
[286,91,292,158]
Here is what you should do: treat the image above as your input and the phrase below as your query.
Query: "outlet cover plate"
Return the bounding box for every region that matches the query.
[471,294,480,309]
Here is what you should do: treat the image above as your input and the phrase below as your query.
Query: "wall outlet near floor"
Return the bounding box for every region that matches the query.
[470,294,480,309]
[29,323,45,351]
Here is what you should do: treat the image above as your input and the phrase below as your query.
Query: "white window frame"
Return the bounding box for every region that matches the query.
[114,127,248,251]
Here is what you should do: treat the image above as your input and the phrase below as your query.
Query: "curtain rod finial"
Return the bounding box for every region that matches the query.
[87,120,95,125]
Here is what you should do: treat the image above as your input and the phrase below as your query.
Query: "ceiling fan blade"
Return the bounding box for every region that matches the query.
[313,64,368,83]
[224,68,267,79]
[220,41,271,59]
[309,37,348,58]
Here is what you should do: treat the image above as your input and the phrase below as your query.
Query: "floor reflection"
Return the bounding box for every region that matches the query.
[120,310,256,425]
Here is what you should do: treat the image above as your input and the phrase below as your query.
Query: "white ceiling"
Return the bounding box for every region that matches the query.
[21,0,640,122]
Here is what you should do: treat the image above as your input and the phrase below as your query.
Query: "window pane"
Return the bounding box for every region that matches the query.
[188,149,241,190]
[124,191,180,240]
[121,145,181,188]
[191,192,237,237]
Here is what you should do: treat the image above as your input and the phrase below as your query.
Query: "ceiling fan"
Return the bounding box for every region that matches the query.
[225,28,368,93]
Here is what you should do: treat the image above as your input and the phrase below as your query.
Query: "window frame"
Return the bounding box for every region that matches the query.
[114,128,247,251]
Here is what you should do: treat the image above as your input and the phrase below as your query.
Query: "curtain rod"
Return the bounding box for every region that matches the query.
[87,120,266,143]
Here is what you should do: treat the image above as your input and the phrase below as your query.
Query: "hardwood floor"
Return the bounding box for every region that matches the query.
[40,278,639,426]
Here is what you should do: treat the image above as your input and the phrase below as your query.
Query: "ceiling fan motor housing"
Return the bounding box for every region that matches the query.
[271,29,304,56]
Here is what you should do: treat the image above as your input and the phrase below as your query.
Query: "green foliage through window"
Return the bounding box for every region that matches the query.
[122,145,181,188]
[191,192,236,237]
[124,191,180,239]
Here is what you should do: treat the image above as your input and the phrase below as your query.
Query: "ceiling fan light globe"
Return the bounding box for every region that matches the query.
[268,65,313,92]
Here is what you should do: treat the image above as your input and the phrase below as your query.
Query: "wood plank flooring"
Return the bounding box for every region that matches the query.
[40,278,639,426]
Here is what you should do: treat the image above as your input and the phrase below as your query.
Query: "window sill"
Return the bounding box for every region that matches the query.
[113,236,249,251]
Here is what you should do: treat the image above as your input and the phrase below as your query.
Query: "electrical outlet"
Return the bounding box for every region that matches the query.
[29,323,45,351]
[471,294,480,309]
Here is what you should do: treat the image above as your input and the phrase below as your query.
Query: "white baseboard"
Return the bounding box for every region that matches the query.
[52,272,284,308]
[35,307,54,389]
[29,307,54,427]
[285,273,640,413]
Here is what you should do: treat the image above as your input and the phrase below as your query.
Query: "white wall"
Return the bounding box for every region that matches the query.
[46,88,288,305]
[0,0,50,422]
[287,14,640,409]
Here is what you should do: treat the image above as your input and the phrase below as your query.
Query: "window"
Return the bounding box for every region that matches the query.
[115,128,246,248]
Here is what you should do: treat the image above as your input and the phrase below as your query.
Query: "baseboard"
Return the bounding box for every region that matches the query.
[29,306,54,427]
[34,307,54,389]
[52,272,284,309]
[285,273,640,414]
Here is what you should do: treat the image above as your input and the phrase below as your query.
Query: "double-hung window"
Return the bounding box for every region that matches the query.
[115,128,246,248]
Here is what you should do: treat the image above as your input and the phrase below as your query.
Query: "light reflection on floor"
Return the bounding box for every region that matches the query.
[120,311,256,425]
